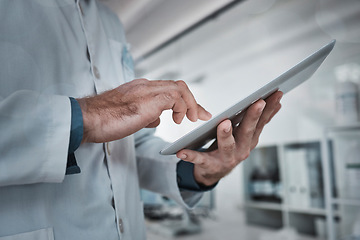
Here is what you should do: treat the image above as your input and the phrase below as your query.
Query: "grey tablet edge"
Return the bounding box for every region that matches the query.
[160,39,336,155]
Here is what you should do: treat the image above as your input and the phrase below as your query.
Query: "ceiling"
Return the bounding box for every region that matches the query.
[99,0,360,144]
[100,0,234,61]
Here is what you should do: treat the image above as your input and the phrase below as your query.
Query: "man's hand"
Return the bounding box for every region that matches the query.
[77,78,212,143]
[176,91,283,187]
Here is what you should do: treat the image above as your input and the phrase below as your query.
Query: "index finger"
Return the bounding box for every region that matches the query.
[147,80,211,123]
[175,80,211,122]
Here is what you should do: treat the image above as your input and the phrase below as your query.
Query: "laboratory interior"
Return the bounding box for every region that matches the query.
[103,0,359,239]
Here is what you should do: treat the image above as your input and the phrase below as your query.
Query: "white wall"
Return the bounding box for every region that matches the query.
[135,0,360,209]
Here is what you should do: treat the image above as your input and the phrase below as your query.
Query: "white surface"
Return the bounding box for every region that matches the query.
[101,0,233,60]
[146,207,323,240]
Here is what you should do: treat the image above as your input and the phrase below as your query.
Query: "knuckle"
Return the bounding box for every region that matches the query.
[165,80,177,86]
[230,159,239,169]
[164,90,180,101]
[243,127,255,138]
[173,90,181,99]
[251,139,259,149]
[222,142,236,152]
[257,117,266,126]
[176,80,187,88]
[194,155,206,165]
[163,93,172,101]
[265,116,273,124]
[176,80,191,93]
[225,157,238,169]
[259,120,267,129]
[238,149,250,160]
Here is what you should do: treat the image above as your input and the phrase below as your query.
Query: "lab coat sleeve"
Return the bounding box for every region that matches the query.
[0,90,71,186]
[134,128,203,209]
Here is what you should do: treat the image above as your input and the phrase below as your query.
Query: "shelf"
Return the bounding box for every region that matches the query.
[245,203,339,217]
[325,124,360,132]
[332,198,360,207]
[287,207,326,216]
[346,163,360,169]
[325,125,360,139]
[244,201,283,211]
[243,140,353,237]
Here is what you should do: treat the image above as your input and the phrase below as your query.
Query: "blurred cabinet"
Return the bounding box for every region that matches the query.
[243,141,328,237]
[322,125,360,240]
[243,126,360,239]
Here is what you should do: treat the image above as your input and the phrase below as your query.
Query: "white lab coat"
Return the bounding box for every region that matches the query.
[0,0,202,239]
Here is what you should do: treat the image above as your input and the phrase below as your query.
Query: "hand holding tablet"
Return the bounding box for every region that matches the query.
[160,40,336,155]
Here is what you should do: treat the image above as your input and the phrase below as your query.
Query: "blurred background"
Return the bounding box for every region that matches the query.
[102,0,360,239]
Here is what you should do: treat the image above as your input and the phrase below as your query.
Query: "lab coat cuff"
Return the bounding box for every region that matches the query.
[176,160,217,192]
[65,97,83,175]
[68,97,83,153]
[42,94,72,182]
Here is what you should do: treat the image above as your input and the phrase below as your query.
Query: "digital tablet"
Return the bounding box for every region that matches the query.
[160,40,336,155]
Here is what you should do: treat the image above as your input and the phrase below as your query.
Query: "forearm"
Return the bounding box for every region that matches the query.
[76,91,139,144]
[76,78,211,144]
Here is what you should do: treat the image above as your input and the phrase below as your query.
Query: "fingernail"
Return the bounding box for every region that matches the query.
[202,111,212,121]
[180,153,187,159]
[224,123,231,133]
[192,115,198,122]
[259,102,266,112]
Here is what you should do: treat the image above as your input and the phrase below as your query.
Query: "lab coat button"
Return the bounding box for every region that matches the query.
[93,66,101,79]
[119,218,124,233]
